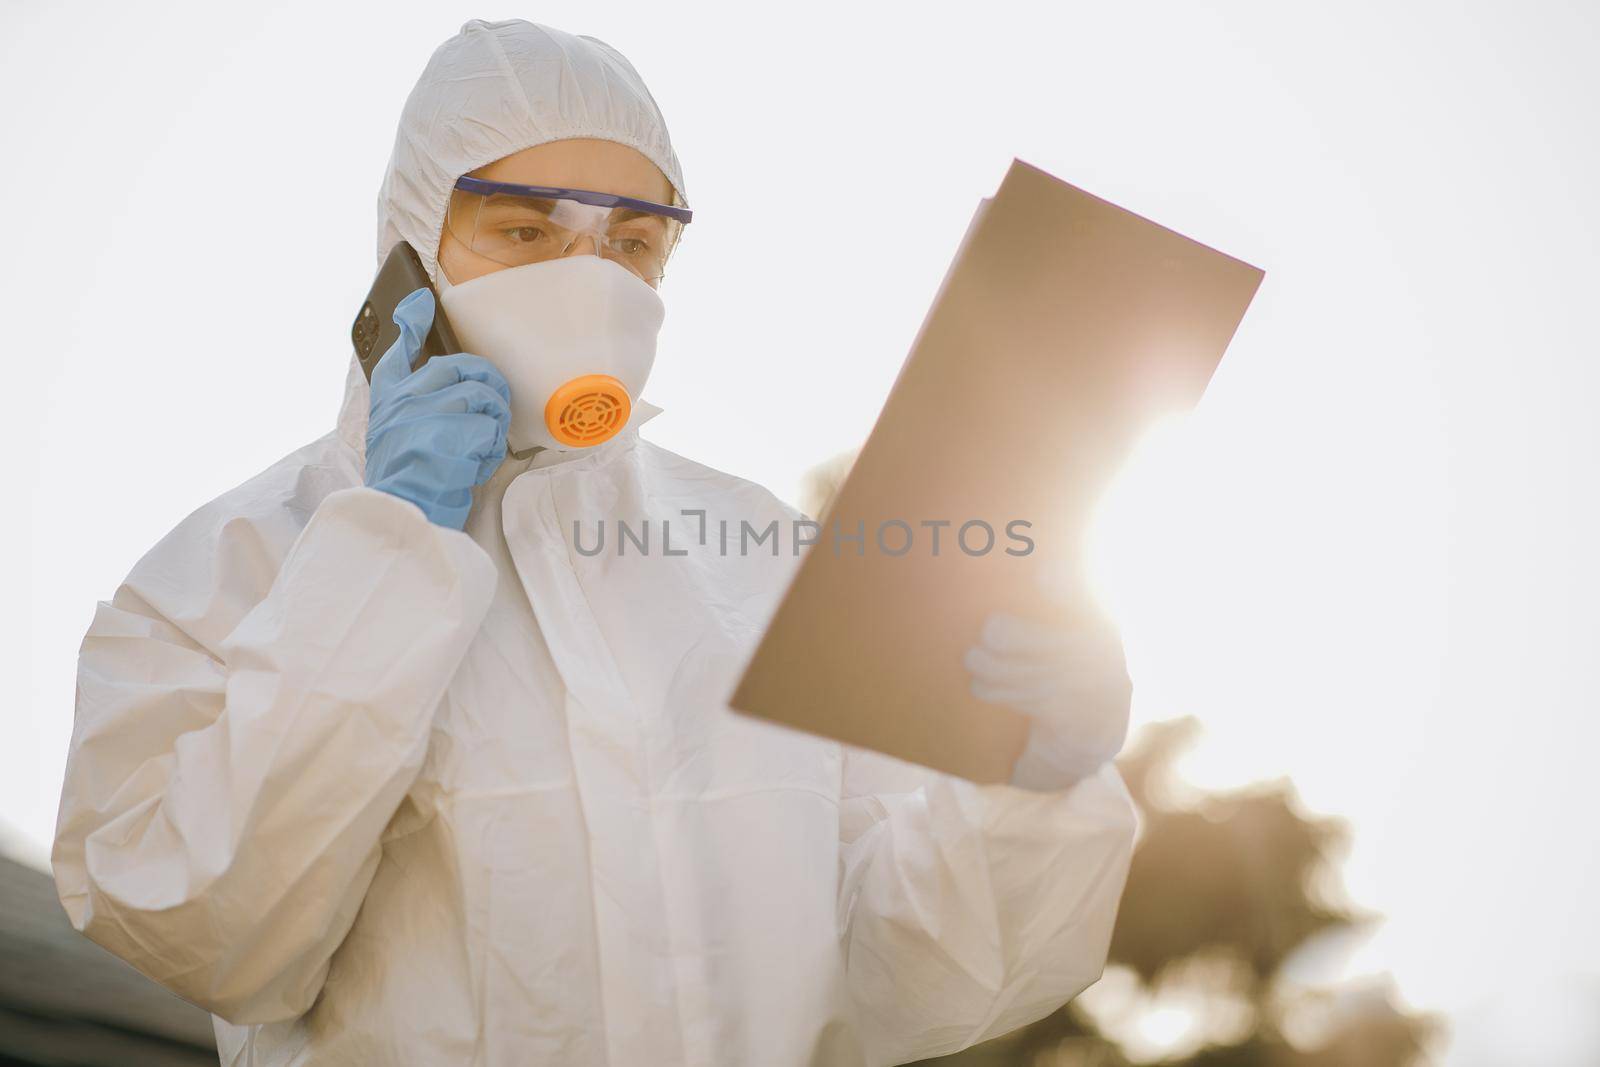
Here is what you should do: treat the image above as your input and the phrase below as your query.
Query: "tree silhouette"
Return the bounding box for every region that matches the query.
[916,719,1439,1067]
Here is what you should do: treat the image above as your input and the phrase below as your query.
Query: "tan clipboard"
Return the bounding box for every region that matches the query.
[731,160,1264,782]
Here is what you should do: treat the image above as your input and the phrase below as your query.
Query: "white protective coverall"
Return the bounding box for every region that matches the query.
[53,19,1137,1067]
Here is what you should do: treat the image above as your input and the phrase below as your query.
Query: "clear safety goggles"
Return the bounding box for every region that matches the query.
[445,176,692,285]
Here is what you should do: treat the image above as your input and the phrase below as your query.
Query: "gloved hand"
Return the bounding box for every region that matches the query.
[964,611,1133,791]
[364,288,511,530]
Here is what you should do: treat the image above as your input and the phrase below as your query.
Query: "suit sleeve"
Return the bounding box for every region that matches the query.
[837,746,1137,1065]
[52,486,497,1024]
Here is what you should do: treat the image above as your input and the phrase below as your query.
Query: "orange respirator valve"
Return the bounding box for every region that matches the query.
[544,374,633,448]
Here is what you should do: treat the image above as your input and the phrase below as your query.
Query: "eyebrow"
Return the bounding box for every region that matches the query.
[609,208,672,227]
[482,196,560,213]
[480,196,670,226]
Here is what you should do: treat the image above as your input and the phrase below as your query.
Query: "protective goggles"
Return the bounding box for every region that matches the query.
[446,176,692,284]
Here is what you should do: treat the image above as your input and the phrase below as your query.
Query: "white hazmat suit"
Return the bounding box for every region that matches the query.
[53,19,1136,1067]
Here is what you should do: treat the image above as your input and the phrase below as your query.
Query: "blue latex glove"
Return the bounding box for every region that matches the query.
[364,288,511,530]
[965,612,1133,791]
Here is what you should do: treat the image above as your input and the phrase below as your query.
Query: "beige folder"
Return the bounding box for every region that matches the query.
[731,160,1264,783]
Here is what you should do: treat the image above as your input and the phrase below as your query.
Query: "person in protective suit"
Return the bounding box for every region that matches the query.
[53,19,1138,1067]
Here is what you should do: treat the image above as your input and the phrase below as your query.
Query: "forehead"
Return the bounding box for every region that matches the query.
[469,139,673,204]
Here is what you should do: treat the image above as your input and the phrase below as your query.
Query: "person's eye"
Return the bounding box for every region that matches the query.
[613,236,650,256]
[502,225,551,244]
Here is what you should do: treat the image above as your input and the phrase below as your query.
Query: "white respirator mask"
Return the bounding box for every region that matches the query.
[437,255,665,454]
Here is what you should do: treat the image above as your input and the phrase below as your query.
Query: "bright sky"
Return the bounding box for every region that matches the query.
[4,2,1598,1063]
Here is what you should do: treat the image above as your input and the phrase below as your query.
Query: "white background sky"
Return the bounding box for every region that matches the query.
[4,2,1598,1062]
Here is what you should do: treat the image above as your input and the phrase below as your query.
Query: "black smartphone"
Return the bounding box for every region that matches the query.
[351,242,462,381]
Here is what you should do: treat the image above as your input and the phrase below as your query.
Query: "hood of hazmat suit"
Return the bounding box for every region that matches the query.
[52,18,1134,1067]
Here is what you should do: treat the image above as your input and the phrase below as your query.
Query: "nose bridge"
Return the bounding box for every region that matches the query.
[553,203,610,259]
[562,232,602,257]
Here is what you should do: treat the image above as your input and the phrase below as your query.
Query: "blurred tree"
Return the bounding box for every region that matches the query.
[915,719,1440,1067]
